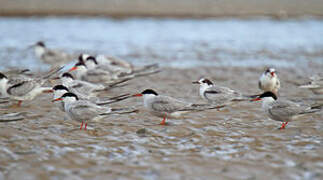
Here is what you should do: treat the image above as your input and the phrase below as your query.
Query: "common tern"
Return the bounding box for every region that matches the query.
[133,89,224,125]
[52,92,136,130]
[70,56,160,84]
[251,91,321,129]
[192,78,254,105]
[0,67,62,106]
[259,68,280,94]
[32,41,74,66]
[52,84,131,112]
[69,60,116,83]
[60,72,111,97]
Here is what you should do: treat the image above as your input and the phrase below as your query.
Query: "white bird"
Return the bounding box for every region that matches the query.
[251,91,321,129]
[299,74,323,95]
[193,78,254,105]
[0,67,62,106]
[32,41,74,66]
[133,89,223,125]
[52,92,136,130]
[259,68,280,94]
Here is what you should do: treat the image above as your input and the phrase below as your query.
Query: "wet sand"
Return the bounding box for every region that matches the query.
[1,0,323,18]
[0,65,322,179]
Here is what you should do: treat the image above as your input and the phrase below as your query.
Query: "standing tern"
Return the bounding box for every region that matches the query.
[258,68,280,94]
[133,89,224,125]
[192,78,255,105]
[52,84,131,112]
[32,41,74,66]
[251,91,321,129]
[0,67,63,106]
[52,92,136,130]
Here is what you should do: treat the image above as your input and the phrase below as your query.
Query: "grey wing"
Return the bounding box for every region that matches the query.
[7,80,37,96]
[43,49,72,64]
[69,102,106,120]
[8,76,31,85]
[269,100,304,118]
[204,86,238,102]
[151,96,188,113]
[84,70,113,83]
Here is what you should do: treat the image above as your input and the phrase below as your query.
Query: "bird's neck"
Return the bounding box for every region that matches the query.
[200,84,212,98]
[34,46,46,58]
[262,97,275,110]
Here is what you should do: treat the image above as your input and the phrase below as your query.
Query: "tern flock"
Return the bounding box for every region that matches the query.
[0,41,322,130]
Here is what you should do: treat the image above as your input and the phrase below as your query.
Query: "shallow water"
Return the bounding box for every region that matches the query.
[0,17,323,69]
[0,17,323,180]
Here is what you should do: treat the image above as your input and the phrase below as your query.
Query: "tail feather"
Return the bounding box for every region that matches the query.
[100,107,138,115]
[180,103,225,112]
[300,105,322,114]
[104,78,132,89]
[96,94,131,105]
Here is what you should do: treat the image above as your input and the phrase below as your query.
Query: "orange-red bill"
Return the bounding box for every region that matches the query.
[270,72,275,77]
[251,98,262,101]
[68,66,77,72]
[133,94,143,97]
[43,89,53,93]
[52,98,63,102]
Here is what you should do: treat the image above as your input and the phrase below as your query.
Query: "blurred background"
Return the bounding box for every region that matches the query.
[0,0,322,70]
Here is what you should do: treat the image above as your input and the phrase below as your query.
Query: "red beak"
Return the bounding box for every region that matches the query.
[43,89,53,93]
[52,98,63,102]
[251,97,262,101]
[270,72,275,77]
[133,94,143,97]
[68,66,77,72]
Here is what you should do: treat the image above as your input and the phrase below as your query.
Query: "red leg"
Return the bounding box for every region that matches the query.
[17,101,22,107]
[80,121,83,130]
[160,116,166,125]
[279,122,288,130]
[84,123,87,130]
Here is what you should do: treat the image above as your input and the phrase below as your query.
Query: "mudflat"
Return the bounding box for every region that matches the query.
[0,65,322,179]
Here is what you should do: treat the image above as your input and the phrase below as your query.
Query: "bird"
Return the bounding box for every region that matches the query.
[258,68,280,94]
[133,89,224,125]
[52,92,136,130]
[192,78,254,105]
[31,41,75,66]
[68,60,116,83]
[69,56,160,84]
[59,72,110,97]
[0,67,63,106]
[251,91,321,129]
[52,84,131,112]
[299,74,323,95]
[78,53,133,74]
[95,54,134,73]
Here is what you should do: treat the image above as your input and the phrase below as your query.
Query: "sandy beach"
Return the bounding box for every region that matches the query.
[1,0,323,17]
